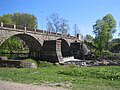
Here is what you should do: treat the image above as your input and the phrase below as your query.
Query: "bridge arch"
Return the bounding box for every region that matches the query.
[0,33,43,60]
[58,38,71,57]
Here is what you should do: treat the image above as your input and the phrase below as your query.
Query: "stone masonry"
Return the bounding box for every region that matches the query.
[0,22,89,62]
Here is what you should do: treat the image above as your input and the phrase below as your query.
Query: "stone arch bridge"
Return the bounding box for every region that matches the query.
[0,22,88,63]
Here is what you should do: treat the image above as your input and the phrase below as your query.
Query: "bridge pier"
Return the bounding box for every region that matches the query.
[43,40,63,63]
[70,42,90,59]
[29,40,63,63]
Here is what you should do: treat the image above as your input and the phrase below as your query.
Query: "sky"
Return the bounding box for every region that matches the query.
[0,0,120,38]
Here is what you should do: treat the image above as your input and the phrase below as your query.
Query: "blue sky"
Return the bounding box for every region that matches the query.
[0,0,120,38]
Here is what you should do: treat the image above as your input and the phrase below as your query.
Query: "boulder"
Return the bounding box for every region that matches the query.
[21,61,37,68]
[0,56,8,60]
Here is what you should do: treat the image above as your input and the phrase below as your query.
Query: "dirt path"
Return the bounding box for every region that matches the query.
[0,80,68,90]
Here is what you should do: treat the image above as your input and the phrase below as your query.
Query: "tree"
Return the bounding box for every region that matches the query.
[84,34,94,42]
[93,14,116,56]
[59,18,70,35]
[46,21,54,33]
[46,13,70,34]
[73,24,80,37]
[0,36,23,53]
[103,14,116,33]
[12,13,38,28]
[46,13,61,33]
[0,13,38,28]
[0,14,13,24]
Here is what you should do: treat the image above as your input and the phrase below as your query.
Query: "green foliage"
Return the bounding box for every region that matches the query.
[0,50,10,54]
[0,13,38,52]
[108,38,120,52]
[59,66,120,80]
[0,36,23,53]
[0,66,119,90]
[0,13,38,28]
[100,50,112,58]
[84,40,97,50]
[0,14,13,24]
[84,34,94,42]
[12,13,38,28]
[93,14,116,56]
[103,14,116,32]
[37,61,55,67]
[105,53,120,60]
[111,38,120,44]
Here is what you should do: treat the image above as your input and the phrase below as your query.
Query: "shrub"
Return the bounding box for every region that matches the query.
[100,50,112,59]
[0,50,10,54]
[37,61,55,68]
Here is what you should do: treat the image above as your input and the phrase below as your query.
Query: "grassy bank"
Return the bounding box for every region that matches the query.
[0,64,119,90]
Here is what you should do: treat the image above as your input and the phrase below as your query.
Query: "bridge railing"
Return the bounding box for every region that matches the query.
[0,22,76,39]
[3,23,14,28]
[16,25,25,30]
[1,22,25,30]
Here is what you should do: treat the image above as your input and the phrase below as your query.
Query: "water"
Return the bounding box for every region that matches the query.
[0,53,29,60]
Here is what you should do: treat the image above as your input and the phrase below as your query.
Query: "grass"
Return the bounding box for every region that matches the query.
[0,63,119,90]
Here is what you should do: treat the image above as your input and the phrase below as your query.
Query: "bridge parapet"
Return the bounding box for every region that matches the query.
[0,22,76,40]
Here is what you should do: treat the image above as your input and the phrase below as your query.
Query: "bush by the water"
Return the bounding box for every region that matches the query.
[92,50,120,60]
[101,51,120,60]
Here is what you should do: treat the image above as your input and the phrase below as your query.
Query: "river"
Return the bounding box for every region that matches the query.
[0,53,29,60]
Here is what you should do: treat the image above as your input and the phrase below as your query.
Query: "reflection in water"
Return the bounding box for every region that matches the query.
[0,53,29,60]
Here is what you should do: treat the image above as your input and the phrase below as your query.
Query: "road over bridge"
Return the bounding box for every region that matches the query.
[0,22,89,63]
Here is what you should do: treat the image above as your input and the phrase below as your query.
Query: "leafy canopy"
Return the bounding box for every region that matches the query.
[0,13,38,28]
[93,14,116,55]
